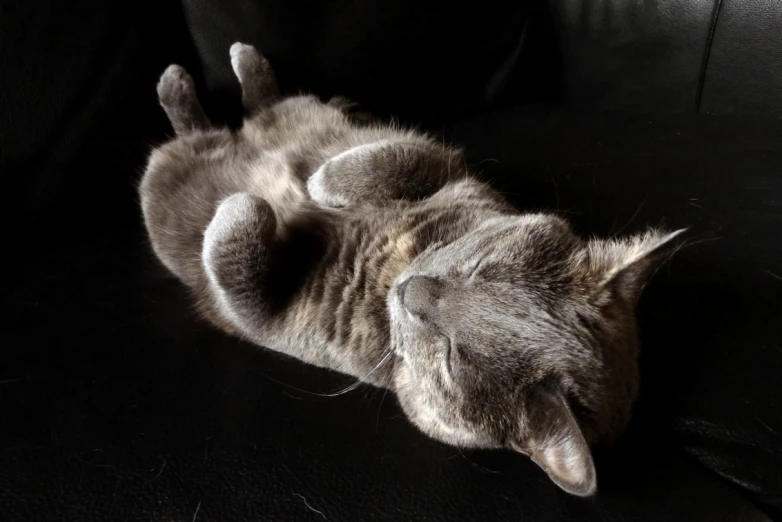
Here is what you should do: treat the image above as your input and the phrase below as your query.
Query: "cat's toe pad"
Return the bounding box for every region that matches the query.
[157,64,196,108]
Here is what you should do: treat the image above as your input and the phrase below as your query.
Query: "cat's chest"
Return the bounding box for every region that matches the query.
[284,205,477,374]
[336,215,421,301]
[341,206,474,293]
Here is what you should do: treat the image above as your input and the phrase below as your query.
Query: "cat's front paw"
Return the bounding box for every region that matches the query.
[203,193,277,289]
[307,162,352,208]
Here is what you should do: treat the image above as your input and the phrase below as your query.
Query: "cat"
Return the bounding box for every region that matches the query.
[139,42,685,497]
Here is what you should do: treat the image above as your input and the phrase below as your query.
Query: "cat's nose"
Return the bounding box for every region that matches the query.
[398,276,441,317]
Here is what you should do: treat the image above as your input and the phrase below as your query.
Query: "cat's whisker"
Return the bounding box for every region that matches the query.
[247,350,395,399]
[375,385,392,433]
[314,349,395,397]
[610,200,645,238]
[455,447,500,474]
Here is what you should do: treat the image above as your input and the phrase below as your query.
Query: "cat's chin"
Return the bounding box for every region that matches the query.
[387,276,493,449]
[392,362,496,449]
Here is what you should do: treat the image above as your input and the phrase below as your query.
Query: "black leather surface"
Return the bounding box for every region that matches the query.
[699,0,782,116]
[3,0,782,519]
[547,0,718,111]
[181,0,782,120]
[178,0,559,127]
[0,0,197,249]
[547,0,782,115]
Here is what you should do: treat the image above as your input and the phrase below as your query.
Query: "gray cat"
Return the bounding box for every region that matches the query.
[139,43,684,497]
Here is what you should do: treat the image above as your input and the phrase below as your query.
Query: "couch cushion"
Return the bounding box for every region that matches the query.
[178,0,558,126]
[548,0,716,112]
[547,0,782,115]
[699,0,782,116]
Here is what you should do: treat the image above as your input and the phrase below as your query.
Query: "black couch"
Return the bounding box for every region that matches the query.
[2,0,781,520]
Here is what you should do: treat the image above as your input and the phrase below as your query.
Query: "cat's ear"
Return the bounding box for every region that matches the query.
[585,228,686,306]
[512,388,596,496]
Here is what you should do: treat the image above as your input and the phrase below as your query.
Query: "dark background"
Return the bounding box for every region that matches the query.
[1,0,780,520]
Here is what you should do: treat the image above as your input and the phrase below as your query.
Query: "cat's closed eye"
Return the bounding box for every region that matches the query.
[443,336,457,372]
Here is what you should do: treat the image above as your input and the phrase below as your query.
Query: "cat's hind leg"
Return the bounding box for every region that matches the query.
[230,42,279,114]
[157,64,212,135]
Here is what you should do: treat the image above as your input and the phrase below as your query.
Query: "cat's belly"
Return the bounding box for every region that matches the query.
[247,155,311,222]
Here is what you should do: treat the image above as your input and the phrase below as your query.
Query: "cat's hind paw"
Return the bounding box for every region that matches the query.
[157,65,196,109]
[229,42,279,113]
[157,64,211,135]
[229,43,267,80]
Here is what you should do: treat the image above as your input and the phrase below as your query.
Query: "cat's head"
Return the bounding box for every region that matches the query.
[388,213,684,496]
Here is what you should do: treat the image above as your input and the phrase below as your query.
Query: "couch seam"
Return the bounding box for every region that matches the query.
[696,0,725,112]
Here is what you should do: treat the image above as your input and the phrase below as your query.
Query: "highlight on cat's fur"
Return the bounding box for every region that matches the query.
[139,43,685,497]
